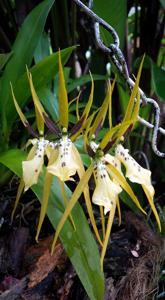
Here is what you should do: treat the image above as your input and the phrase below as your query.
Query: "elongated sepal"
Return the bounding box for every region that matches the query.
[100,202,116,271]
[100,121,132,152]
[70,115,85,138]
[36,172,53,242]
[123,55,145,124]
[94,120,103,138]
[83,111,98,149]
[51,164,93,254]
[26,68,46,135]
[11,178,24,222]
[89,81,111,138]
[73,144,103,246]
[100,206,105,239]
[103,138,116,154]
[82,72,94,120]
[58,179,76,231]
[26,123,39,138]
[109,77,116,129]
[43,113,61,137]
[142,185,161,231]
[11,83,29,127]
[86,144,96,158]
[116,198,121,226]
[107,164,146,215]
[58,49,68,129]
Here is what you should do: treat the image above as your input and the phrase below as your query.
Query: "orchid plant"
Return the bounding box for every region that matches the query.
[11,51,161,271]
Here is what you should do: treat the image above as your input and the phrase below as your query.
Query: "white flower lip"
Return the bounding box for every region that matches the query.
[115,144,155,197]
[47,136,81,181]
[92,160,122,214]
[22,138,51,191]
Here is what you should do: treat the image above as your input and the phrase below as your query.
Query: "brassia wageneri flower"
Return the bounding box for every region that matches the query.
[35,50,103,246]
[92,159,122,215]
[47,134,82,181]
[49,56,161,272]
[11,67,50,190]
[115,144,161,231]
[11,51,161,272]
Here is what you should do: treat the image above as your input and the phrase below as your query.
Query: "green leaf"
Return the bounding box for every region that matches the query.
[37,87,59,121]
[34,32,50,63]
[93,0,127,49]
[134,55,165,101]
[0,0,55,135]
[67,74,108,93]
[0,149,105,300]
[160,0,165,9]
[0,52,13,71]
[6,47,75,134]
[151,63,165,101]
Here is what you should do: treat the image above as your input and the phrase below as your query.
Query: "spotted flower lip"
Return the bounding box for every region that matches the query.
[115,144,154,197]
[115,144,161,230]
[23,138,50,191]
[92,160,122,214]
[47,135,81,181]
[104,153,122,173]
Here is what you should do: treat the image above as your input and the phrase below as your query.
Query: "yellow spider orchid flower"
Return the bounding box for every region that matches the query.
[47,134,82,181]
[90,141,122,213]
[23,138,52,191]
[92,160,122,214]
[115,144,154,196]
[115,144,161,230]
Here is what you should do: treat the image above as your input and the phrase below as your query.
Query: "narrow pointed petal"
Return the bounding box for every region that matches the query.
[116,198,121,226]
[100,206,105,239]
[11,83,28,127]
[72,144,103,246]
[36,146,60,241]
[36,172,53,242]
[106,163,146,214]
[83,110,98,148]
[71,77,94,141]
[51,164,93,254]
[89,81,111,138]
[44,114,61,137]
[70,115,85,138]
[100,201,116,271]
[123,55,145,123]
[83,72,94,120]
[108,77,116,130]
[58,50,68,129]
[11,178,25,221]
[99,121,131,152]
[142,185,161,231]
[27,69,45,135]
[131,88,140,123]
[58,179,76,230]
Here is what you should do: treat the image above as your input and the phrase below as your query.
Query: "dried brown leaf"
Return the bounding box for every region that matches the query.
[28,240,66,288]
